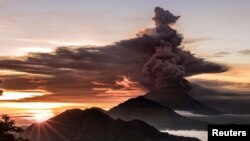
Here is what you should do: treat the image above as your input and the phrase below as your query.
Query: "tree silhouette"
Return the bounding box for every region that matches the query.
[0,115,29,141]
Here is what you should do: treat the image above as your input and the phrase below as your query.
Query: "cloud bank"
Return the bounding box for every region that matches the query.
[0,7,227,103]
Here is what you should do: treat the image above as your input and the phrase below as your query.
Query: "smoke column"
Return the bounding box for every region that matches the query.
[143,7,190,89]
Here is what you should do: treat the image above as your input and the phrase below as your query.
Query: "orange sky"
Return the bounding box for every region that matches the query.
[0,0,250,125]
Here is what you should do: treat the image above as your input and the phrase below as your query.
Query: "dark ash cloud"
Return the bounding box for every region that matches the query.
[142,7,227,89]
[0,7,228,102]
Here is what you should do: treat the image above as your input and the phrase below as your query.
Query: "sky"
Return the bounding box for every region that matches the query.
[0,0,250,125]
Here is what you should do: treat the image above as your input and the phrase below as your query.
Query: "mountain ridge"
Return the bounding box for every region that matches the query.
[108,96,207,130]
[24,108,201,141]
[145,87,220,115]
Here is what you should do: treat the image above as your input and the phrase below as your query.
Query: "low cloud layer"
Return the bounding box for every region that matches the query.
[212,51,230,58]
[0,7,228,103]
[189,83,250,114]
[238,49,250,55]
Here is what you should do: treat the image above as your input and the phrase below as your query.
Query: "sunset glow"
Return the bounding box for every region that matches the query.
[0,0,250,127]
[0,102,86,125]
[20,47,53,54]
[0,91,44,100]
[0,102,84,110]
[189,65,250,92]
[29,109,54,122]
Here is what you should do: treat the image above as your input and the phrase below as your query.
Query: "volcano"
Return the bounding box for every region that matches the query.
[145,86,220,115]
[109,96,206,130]
[23,108,200,141]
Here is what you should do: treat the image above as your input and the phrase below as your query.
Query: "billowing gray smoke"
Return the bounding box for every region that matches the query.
[0,7,227,99]
[143,7,191,89]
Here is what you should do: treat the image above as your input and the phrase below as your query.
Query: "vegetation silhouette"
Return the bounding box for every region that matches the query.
[0,115,29,141]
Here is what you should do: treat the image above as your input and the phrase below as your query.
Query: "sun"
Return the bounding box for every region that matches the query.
[30,109,55,122]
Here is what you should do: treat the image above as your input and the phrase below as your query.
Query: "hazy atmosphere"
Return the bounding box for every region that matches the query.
[0,0,250,127]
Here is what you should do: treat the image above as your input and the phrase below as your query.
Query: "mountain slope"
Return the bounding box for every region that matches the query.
[145,87,220,115]
[109,96,206,130]
[23,108,200,141]
[189,84,250,114]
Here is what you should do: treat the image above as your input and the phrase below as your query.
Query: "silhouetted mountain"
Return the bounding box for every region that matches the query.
[145,87,220,115]
[109,96,206,130]
[189,84,250,114]
[24,108,200,141]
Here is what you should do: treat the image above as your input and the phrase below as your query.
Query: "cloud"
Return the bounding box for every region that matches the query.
[0,7,228,103]
[238,49,250,55]
[190,79,250,92]
[211,51,230,58]
[183,37,213,45]
[142,7,227,89]
[181,51,228,76]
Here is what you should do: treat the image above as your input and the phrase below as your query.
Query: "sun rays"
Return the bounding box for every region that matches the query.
[29,109,54,122]
[0,102,86,125]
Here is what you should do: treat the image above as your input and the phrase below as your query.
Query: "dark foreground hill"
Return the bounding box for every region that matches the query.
[23,108,200,141]
[145,87,220,115]
[109,96,206,130]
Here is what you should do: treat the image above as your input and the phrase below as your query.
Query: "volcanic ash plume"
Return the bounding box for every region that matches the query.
[143,7,190,89]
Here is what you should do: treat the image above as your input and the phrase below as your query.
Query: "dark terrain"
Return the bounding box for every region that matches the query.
[109,96,207,130]
[24,108,200,141]
[145,87,220,115]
